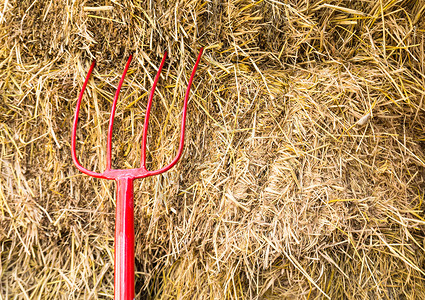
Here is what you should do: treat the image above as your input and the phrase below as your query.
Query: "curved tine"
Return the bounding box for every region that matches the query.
[140,47,203,178]
[71,60,106,179]
[106,55,133,170]
[140,51,168,169]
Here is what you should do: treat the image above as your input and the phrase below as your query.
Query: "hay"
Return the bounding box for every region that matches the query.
[1,0,425,299]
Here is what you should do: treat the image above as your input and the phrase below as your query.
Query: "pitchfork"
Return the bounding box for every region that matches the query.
[71,48,203,299]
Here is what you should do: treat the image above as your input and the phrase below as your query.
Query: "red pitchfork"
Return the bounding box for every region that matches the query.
[71,48,203,299]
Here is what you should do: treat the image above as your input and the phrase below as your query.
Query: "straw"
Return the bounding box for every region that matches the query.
[1,0,425,298]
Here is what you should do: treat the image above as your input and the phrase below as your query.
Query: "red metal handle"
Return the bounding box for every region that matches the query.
[115,177,135,299]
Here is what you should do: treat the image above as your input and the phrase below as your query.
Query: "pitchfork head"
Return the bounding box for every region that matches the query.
[71,48,203,180]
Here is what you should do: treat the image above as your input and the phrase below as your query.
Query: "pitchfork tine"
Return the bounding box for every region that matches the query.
[141,51,168,169]
[71,59,105,179]
[107,55,133,171]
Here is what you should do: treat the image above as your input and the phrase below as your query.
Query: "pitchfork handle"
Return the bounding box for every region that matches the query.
[115,177,135,299]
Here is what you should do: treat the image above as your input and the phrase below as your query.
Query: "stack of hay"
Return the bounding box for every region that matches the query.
[1,0,424,298]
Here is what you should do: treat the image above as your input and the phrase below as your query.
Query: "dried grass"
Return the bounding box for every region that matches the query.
[1,0,425,299]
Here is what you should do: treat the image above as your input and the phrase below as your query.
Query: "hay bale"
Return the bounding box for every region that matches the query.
[1,0,425,299]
